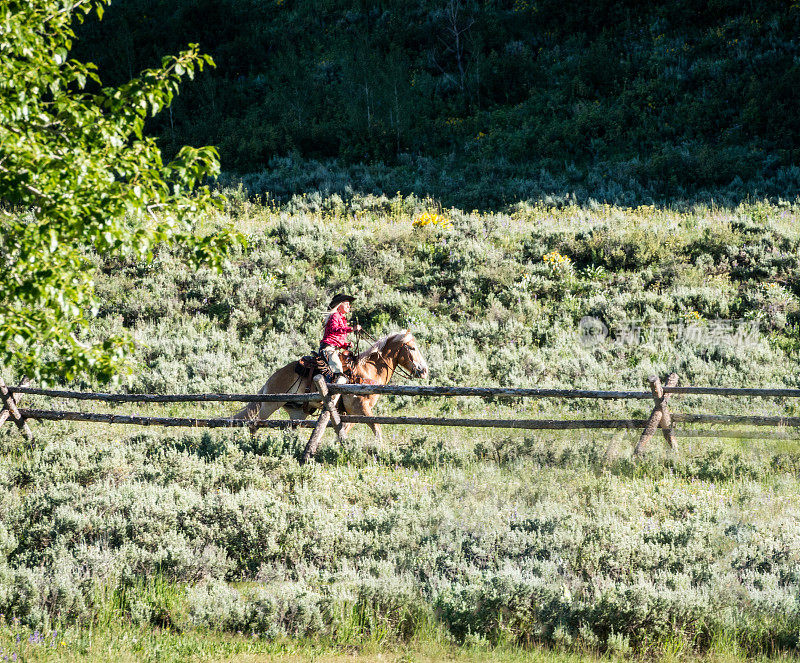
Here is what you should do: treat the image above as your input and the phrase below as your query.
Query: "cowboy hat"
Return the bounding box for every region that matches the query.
[328,293,356,309]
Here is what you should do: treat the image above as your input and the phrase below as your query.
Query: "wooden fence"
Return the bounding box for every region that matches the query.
[2,373,800,464]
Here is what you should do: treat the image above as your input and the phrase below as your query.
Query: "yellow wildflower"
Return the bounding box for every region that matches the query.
[413,211,452,230]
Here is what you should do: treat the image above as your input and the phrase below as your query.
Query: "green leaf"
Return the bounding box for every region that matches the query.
[0,0,226,385]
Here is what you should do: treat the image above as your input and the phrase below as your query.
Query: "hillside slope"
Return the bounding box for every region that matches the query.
[73,1,800,206]
[2,200,800,655]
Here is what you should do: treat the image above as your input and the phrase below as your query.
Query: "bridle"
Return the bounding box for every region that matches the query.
[355,327,415,382]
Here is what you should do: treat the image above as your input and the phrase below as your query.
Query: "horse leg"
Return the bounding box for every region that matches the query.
[229,400,283,437]
[231,398,283,421]
[367,413,383,443]
[230,366,305,434]
[283,406,308,429]
[340,395,356,439]
[345,396,382,443]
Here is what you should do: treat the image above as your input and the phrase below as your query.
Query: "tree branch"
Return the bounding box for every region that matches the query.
[48,0,93,21]
[0,164,54,203]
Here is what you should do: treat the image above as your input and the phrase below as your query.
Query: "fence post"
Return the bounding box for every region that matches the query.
[313,374,346,442]
[0,376,33,441]
[301,376,345,464]
[658,373,679,451]
[635,373,678,455]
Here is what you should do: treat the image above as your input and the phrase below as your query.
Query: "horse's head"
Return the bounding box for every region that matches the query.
[357,330,429,380]
[396,331,429,379]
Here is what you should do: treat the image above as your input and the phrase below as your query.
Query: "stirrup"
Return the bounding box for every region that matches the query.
[323,371,341,384]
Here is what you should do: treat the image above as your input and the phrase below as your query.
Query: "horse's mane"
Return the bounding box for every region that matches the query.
[355,331,411,368]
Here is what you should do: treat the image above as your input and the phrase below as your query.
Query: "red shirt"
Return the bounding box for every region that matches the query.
[321,311,353,348]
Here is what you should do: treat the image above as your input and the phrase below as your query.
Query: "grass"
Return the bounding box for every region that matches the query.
[3,197,800,658]
[2,421,798,650]
[2,622,799,663]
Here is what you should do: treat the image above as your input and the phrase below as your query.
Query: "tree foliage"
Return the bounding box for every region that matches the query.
[72,0,800,193]
[0,0,239,384]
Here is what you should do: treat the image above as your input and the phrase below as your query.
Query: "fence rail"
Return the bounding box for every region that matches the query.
[8,387,318,403]
[3,373,800,463]
[17,409,317,429]
[325,384,654,399]
[665,386,800,397]
[672,413,800,426]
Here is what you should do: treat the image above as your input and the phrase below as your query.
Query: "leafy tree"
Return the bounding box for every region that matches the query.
[0,0,238,385]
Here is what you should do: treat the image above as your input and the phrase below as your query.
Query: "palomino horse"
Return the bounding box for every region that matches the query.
[232,331,429,441]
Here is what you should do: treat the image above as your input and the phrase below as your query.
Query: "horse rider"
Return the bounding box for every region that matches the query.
[320,293,361,382]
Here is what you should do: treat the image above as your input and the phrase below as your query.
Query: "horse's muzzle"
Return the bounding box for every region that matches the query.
[412,365,429,379]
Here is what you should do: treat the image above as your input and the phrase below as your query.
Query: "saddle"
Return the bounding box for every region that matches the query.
[294,349,356,382]
[291,349,376,417]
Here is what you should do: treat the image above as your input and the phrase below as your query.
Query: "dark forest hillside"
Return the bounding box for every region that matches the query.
[74,0,800,204]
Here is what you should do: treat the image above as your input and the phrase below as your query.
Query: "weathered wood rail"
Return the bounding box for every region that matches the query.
[18,409,317,429]
[9,387,319,403]
[3,372,800,463]
[324,384,655,399]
